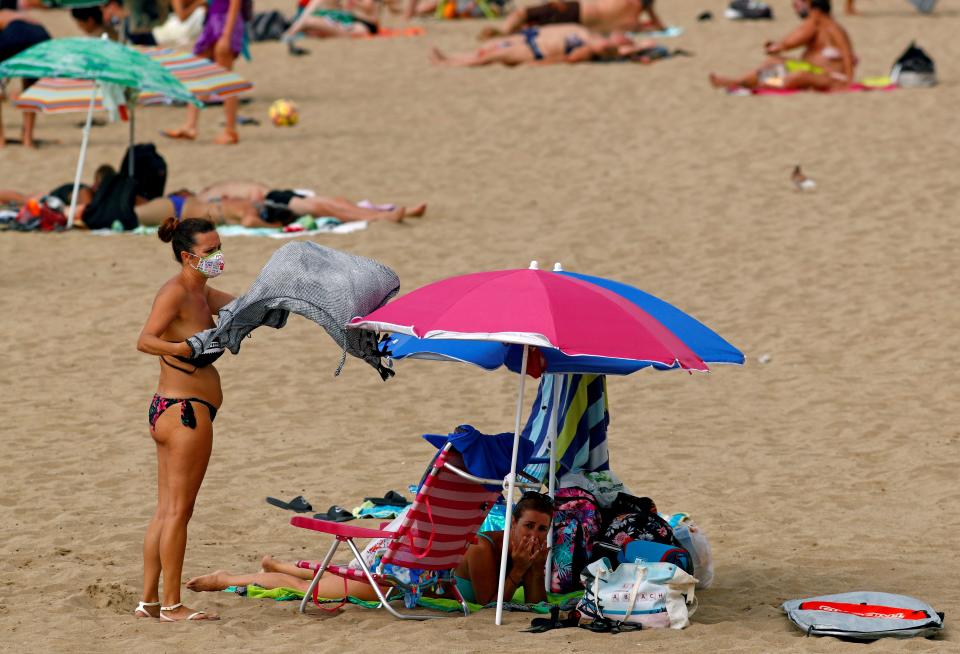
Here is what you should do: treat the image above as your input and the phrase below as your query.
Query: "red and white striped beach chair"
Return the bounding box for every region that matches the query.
[291,443,510,619]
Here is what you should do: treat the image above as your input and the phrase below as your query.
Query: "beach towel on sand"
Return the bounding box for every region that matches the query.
[190,241,399,378]
[226,584,584,613]
[731,80,898,96]
[92,221,367,238]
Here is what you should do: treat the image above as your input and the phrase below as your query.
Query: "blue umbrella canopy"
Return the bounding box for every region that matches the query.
[382,270,743,375]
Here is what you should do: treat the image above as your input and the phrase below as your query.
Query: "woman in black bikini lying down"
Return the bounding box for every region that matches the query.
[429,23,658,66]
[134,217,235,622]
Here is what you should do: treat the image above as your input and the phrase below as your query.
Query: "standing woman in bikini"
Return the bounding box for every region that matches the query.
[134,217,234,621]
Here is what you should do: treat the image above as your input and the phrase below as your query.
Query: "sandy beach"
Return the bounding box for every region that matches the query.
[2,0,959,651]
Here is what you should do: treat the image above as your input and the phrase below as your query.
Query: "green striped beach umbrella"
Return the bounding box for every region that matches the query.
[0,36,201,228]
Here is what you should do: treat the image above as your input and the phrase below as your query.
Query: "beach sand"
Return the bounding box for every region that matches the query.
[1,1,959,651]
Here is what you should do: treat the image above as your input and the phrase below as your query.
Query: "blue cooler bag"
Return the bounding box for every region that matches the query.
[620,540,694,575]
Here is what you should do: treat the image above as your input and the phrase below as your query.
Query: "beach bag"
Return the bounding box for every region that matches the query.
[724,0,773,19]
[249,10,290,41]
[82,174,139,230]
[119,143,167,201]
[891,42,936,88]
[906,0,936,14]
[550,487,602,593]
[783,592,944,639]
[13,197,66,232]
[593,494,686,570]
[578,558,697,630]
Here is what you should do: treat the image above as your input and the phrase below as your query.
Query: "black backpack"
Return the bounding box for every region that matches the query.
[892,41,936,87]
[726,0,773,19]
[249,10,290,41]
[82,173,139,230]
[119,143,167,201]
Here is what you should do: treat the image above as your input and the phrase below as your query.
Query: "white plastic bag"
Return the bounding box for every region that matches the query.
[672,521,714,589]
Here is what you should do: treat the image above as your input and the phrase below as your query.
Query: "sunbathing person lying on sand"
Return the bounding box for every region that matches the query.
[0,164,115,214]
[709,0,855,91]
[197,180,426,223]
[185,493,554,606]
[281,0,380,52]
[431,24,658,66]
[135,184,425,228]
[478,0,663,40]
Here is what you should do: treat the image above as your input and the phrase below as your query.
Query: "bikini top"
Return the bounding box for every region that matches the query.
[162,349,225,374]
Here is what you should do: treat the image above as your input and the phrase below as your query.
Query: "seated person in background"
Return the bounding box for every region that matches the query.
[197,180,426,223]
[404,0,508,19]
[71,4,120,40]
[431,24,659,66]
[184,493,553,606]
[72,0,205,46]
[709,0,855,91]
[0,9,51,148]
[281,0,381,52]
[479,0,663,40]
[79,0,159,44]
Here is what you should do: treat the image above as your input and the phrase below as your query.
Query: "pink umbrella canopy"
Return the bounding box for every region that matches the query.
[349,268,709,372]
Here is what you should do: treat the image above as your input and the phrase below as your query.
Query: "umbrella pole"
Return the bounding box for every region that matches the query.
[543,373,561,592]
[495,343,529,626]
[128,102,135,177]
[67,82,99,229]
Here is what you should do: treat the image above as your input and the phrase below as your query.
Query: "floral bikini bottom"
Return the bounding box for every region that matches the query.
[149,394,219,432]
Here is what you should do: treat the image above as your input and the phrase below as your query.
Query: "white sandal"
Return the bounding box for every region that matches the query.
[134,601,160,618]
[159,602,218,622]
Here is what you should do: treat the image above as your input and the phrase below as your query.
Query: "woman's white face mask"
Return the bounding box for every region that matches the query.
[188,249,225,278]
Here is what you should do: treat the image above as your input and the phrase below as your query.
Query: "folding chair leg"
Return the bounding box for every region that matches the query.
[299,540,341,614]
[344,540,451,621]
[444,578,470,617]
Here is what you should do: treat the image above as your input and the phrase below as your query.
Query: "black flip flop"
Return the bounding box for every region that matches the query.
[312,505,355,522]
[363,490,411,506]
[524,607,581,633]
[266,495,313,513]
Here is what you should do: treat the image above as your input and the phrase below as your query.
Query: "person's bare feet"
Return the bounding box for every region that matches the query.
[384,207,405,223]
[162,127,197,140]
[213,129,239,145]
[260,554,279,573]
[185,570,229,592]
[708,73,736,89]
[429,47,447,65]
[406,202,427,217]
[159,603,220,621]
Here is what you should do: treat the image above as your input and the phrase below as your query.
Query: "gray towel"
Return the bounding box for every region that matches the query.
[189,242,399,379]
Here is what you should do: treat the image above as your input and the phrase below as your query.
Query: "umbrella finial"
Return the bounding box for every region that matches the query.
[552,262,563,272]
[529,260,539,270]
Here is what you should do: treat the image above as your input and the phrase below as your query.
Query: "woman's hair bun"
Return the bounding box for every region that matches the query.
[158,216,178,243]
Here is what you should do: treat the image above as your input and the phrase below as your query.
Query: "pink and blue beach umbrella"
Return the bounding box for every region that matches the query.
[351,267,710,372]
[378,270,743,374]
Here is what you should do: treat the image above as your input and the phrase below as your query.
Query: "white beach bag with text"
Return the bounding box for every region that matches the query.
[578,558,698,629]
